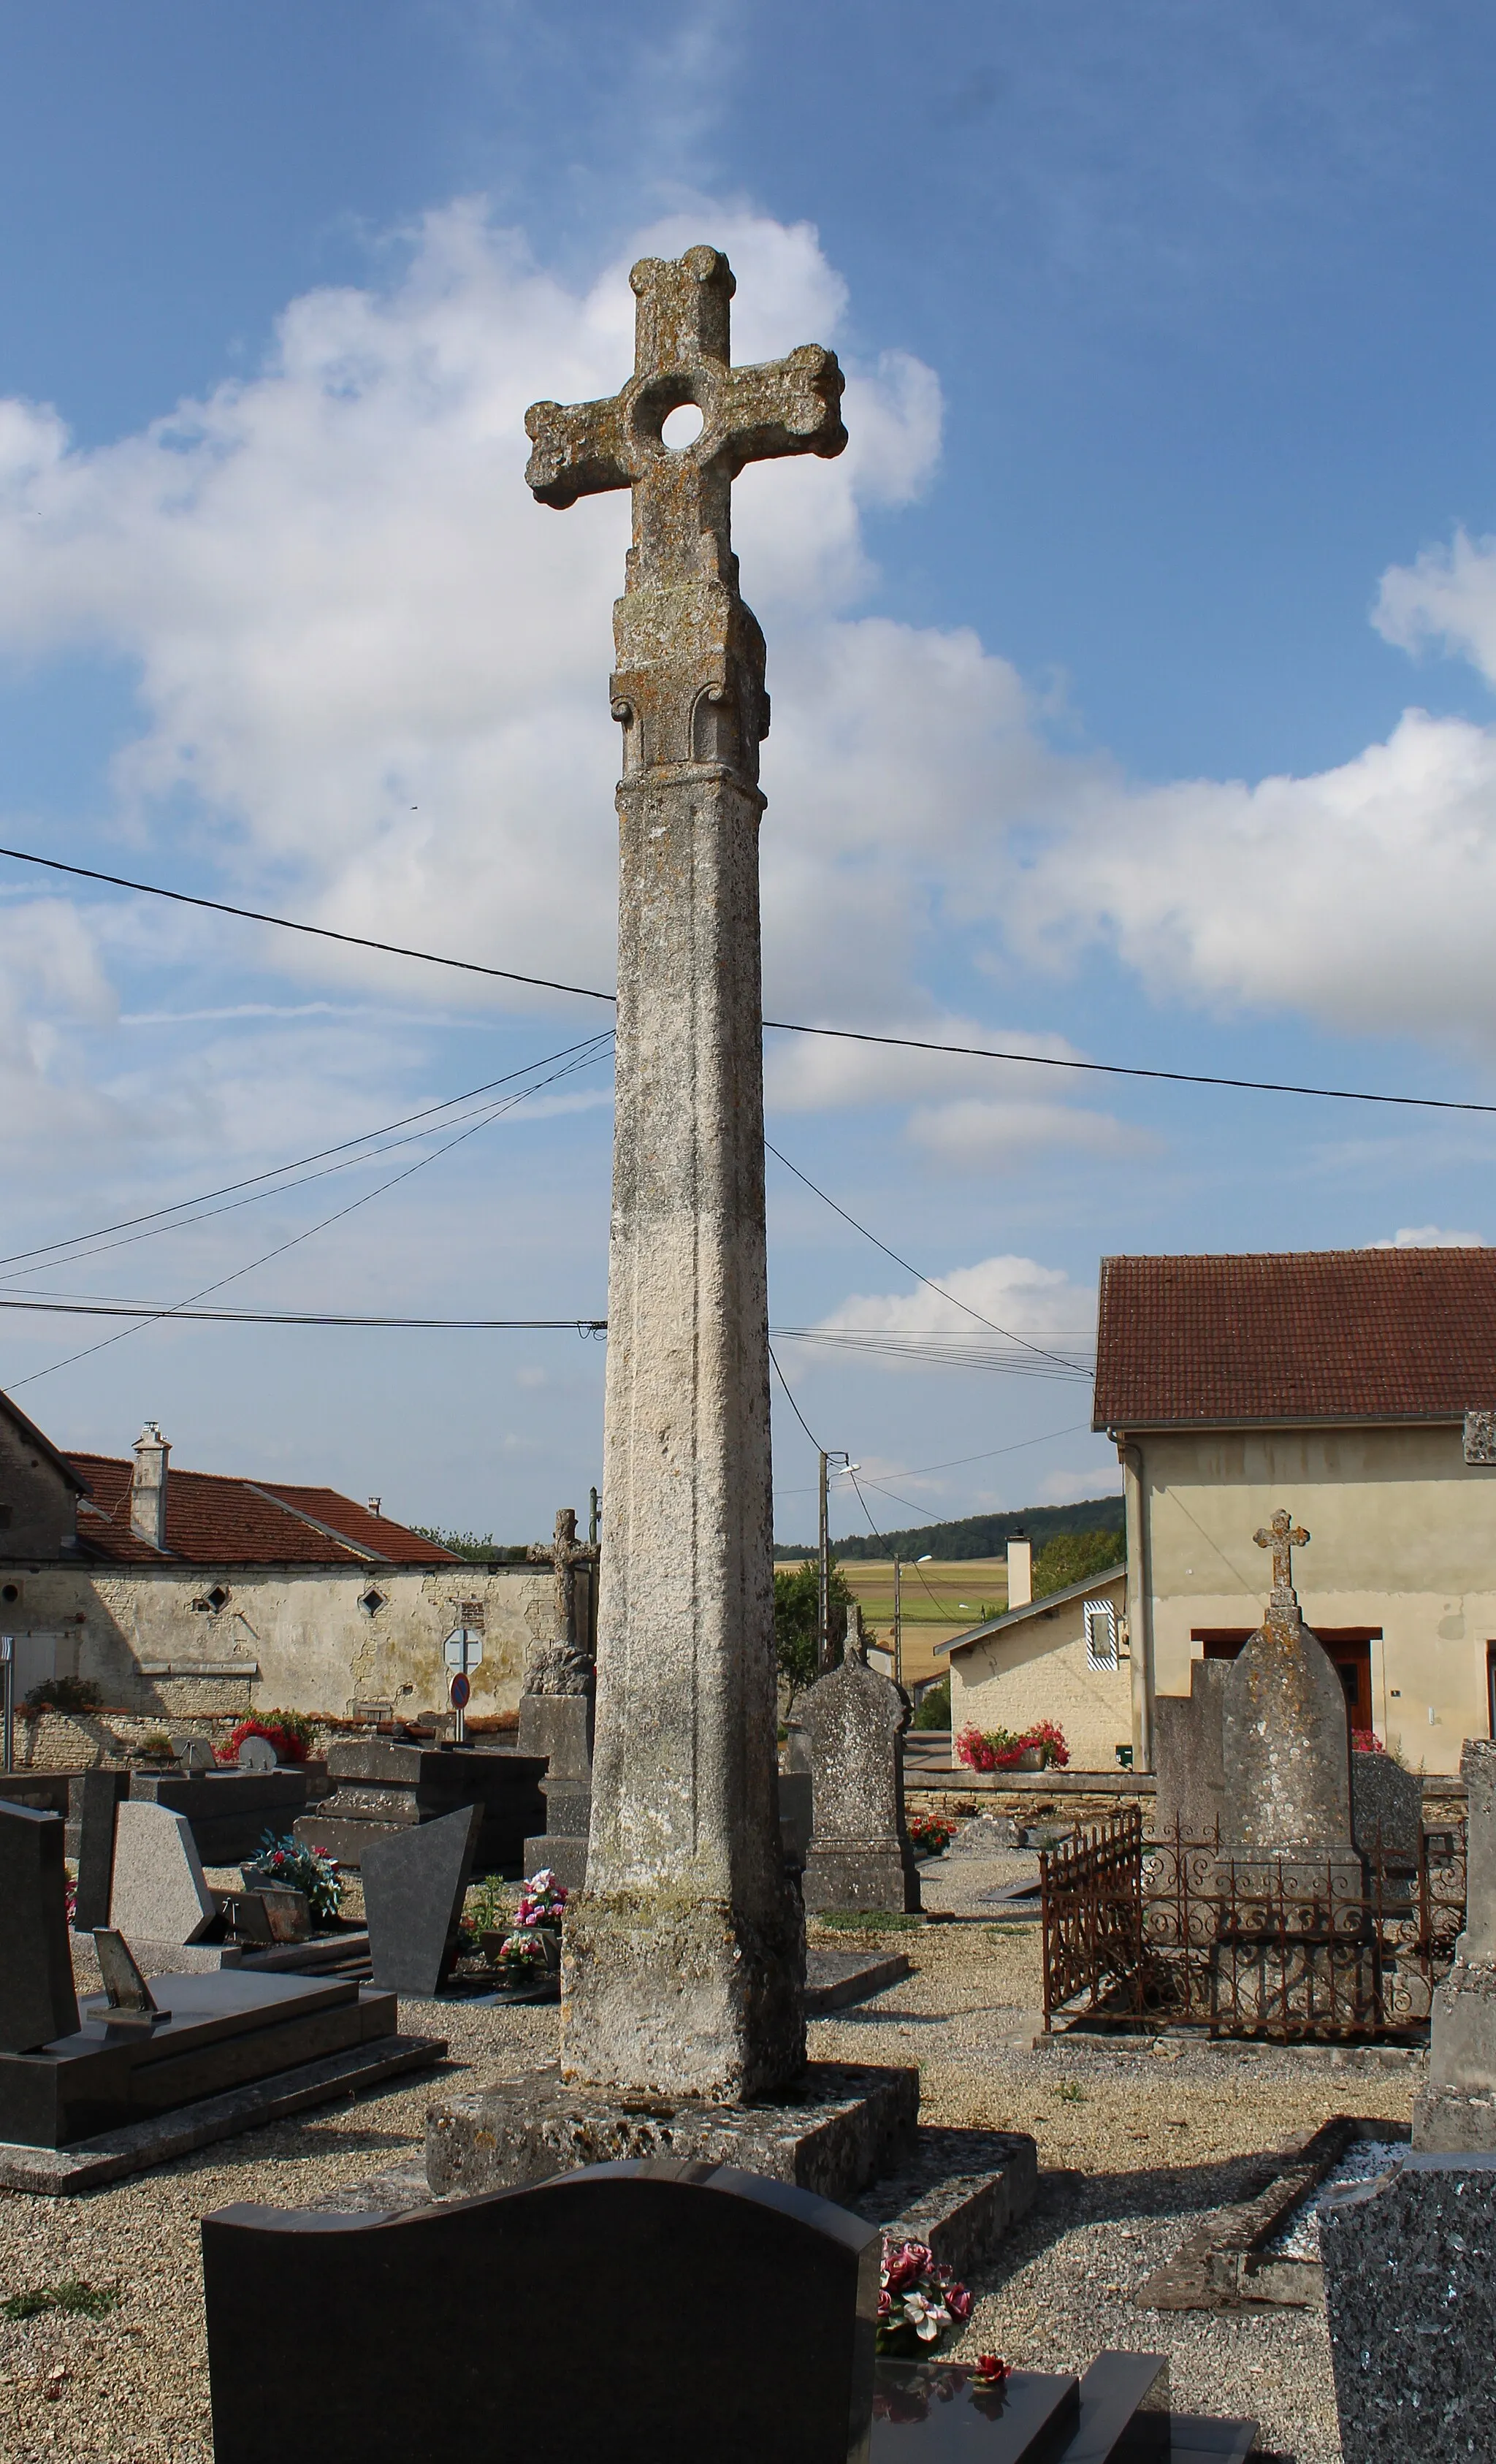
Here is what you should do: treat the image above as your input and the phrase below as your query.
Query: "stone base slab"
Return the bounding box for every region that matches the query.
[0,2033,446,2194]
[802,1846,920,1916]
[1413,2084,1496,2151]
[804,1948,910,2014]
[852,2125,1038,2276]
[424,2059,919,2204]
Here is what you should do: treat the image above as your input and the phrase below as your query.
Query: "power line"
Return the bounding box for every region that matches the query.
[4,1039,607,1392]
[774,1419,1093,1492]
[0,1299,607,1330]
[7,839,1496,1118]
[0,1034,614,1273]
[765,1143,1083,1373]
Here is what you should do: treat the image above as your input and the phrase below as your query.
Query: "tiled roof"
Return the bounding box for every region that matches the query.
[67,1453,458,1568]
[1094,1249,1496,1429]
[938,1563,1127,1657]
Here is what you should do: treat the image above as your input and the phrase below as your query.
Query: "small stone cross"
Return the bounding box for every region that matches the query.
[524,246,846,592]
[1254,1507,1309,1603]
[528,1507,600,1648]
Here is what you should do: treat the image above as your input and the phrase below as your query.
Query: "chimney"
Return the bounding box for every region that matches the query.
[367,1497,382,1518]
[131,1421,170,1550]
[1007,1533,1032,1610]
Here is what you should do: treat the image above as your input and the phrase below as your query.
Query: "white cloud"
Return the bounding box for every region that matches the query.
[907,1096,1157,1167]
[817,1252,1095,1346]
[1374,527,1496,688]
[1370,1224,1484,1248]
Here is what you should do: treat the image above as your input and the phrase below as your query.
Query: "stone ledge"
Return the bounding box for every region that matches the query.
[852,2126,1038,2277]
[804,1948,911,2014]
[0,2032,447,2194]
[1412,2084,1496,2151]
[424,2059,919,2205]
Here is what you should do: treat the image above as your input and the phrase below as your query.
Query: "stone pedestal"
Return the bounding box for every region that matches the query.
[517,1690,592,1891]
[799,1652,920,1916]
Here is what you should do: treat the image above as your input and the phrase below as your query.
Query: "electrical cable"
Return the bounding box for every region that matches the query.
[4,1039,608,1392]
[0,1299,606,1329]
[7,839,1496,1118]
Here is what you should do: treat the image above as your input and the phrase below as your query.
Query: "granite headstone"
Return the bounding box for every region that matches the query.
[800,1643,920,1915]
[69,1768,130,1934]
[202,2158,879,2464]
[108,1800,218,1946]
[1321,2151,1496,2463]
[0,1802,81,2053]
[362,1801,483,1996]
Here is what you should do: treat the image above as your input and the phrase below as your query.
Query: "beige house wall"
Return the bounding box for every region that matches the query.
[948,1571,1132,1771]
[1131,1422,1496,1774]
[0,1557,560,1723]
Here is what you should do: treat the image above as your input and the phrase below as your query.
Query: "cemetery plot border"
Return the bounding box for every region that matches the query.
[1040,1812,1467,2041]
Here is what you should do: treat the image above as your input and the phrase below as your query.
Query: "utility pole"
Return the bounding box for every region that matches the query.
[817,1449,853,1674]
[893,1557,902,1691]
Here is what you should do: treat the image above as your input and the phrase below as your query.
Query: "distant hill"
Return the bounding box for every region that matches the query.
[776,1495,1125,1563]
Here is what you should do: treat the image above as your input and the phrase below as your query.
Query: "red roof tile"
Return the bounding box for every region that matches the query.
[1094,1249,1496,1429]
[66,1453,458,1567]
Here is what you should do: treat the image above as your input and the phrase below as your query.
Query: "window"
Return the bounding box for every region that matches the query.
[359,1587,386,1617]
[1084,1599,1118,1671]
[191,1584,230,1613]
[1,1582,20,1605]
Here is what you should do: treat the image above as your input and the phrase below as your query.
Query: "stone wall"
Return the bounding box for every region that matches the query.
[0,1559,559,1724]
[4,1704,522,1771]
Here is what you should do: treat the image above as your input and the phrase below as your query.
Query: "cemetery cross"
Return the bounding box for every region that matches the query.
[524,248,846,2098]
[1253,1507,1309,1606]
[527,1508,599,1682]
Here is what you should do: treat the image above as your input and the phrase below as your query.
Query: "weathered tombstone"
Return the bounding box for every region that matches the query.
[800,1640,920,1916]
[0,1803,80,2052]
[70,1767,130,1933]
[1152,1657,1229,1843]
[1350,1750,1423,1870]
[202,2159,879,2464]
[170,1735,216,1772]
[235,1733,279,1773]
[362,1801,483,1997]
[1321,2151,1496,2463]
[108,1800,218,1946]
[1413,1737,1496,2151]
[518,1506,599,1889]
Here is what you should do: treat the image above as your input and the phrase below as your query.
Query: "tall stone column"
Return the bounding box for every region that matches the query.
[522,247,847,2098]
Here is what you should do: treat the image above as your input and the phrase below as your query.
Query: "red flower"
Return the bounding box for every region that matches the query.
[946,2284,973,2322]
[974,2357,1010,2386]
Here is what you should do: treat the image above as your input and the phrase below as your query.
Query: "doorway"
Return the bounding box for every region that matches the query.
[1195,1627,1378,1733]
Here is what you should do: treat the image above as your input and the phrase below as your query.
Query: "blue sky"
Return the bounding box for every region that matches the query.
[3,2,1496,1544]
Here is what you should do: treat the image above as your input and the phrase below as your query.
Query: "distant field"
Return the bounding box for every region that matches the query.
[838,1558,1007,1690]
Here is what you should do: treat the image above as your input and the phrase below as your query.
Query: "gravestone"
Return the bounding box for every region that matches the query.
[1350,1750,1424,1869]
[202,2159,879,2464]
[779,1770,813,1870]
[131,1764,311,1864]
[236,1733,279,1772]
[1321,2151,1496,2463]
[519,1506,599,1890]
[170,1735,216,1772]
[109,1800,218,1946]
[296,1737,544,1875]
[70,1768,130,1933]
[362,1801,483,1997]
[800,1641,920,1916]
[1152,1658,1229,1843]
[0,1804,80,2053]
[1413,1737,1496,2151]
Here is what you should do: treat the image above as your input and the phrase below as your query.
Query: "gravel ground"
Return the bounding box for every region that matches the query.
[0,1845,1413,2460]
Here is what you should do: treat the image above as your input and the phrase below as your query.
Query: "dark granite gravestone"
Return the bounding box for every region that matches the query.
[0,1804,80,2053]
[130,1766,311,1864]
[780,1769,814,1871]
[295,1737,545,1874]
[800,1644,920,1915]
[202,2159,879,2464]
[362,1801,483,1997]
[70,1769,130,1934]
[1321,2151,1496,2463]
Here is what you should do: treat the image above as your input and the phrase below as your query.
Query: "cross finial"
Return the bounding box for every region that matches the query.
[524,246,846,592]
[527,1506,600,1647]
[1254,1507,1309,1605]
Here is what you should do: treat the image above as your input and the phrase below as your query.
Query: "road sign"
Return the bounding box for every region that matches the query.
[449,1671,471,1711]
[443,1625,484,1671]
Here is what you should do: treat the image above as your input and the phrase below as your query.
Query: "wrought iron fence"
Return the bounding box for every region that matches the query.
[1039,1811,1466,2040]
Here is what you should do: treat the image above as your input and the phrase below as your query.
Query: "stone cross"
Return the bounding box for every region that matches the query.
[525,248,847,2100]
[528,1508,599,1649]
[1254,1507,1309,1606]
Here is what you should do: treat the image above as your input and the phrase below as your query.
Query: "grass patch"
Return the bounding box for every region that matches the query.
[814,1910,926,1933]
[1056,2080,1088,2105]
[1,2278,121,2323]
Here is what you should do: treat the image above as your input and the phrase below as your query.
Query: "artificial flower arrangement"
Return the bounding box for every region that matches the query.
[877,2238,973,2357]
[247,1830,341,1923]
[217,1711,316,1766]
[955,1718,1069,1774]
[1351,1728,1385,1754]
[907,1810,958,1856]
[489,1866,569,1985]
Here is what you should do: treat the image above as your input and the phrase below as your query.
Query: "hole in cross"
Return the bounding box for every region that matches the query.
[660,403,705,450]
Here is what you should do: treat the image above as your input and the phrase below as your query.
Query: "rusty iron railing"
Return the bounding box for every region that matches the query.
[1039,1813,1466,2040]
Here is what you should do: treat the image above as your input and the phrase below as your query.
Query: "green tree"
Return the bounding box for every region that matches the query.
[912,1677,950,1729]
[1031,1527,1126,1601]
[774,1555,858,1709]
